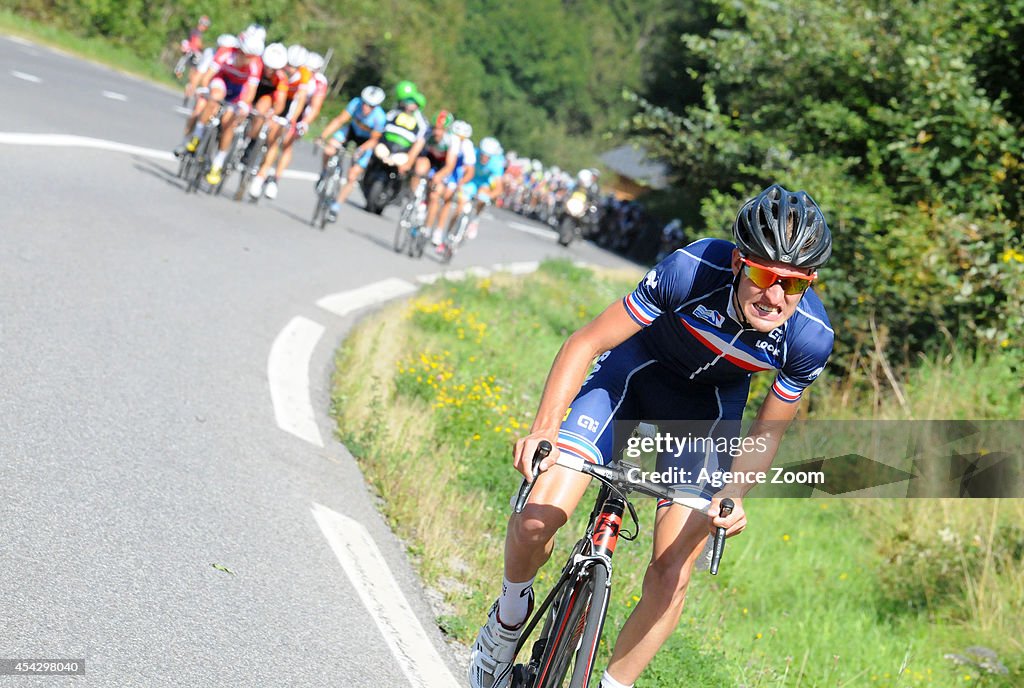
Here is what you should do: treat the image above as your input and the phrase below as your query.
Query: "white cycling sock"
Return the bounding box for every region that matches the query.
[212,150,228,169]
[600,669,634,688]
[497,576,534,628]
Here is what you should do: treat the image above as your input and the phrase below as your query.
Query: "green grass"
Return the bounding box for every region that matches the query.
[331,261,1022,686]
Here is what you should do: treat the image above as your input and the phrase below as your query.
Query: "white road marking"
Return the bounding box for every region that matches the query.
[507,220,557,241]
[8,36,34,47]
[311,503,460,688]
[174,105,193,115]
[0,132,319,180]
[268,316,325,447]
[315,278,418,318]
[11,70,41,83]
[102,90,128,101]
[503,260,540,275]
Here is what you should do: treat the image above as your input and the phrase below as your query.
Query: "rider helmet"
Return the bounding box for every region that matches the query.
[239,32,265,57]
[532,159,543,173]
[479,137,502,157]
[360,85,386,107]
[305,52,325,72]
[286,44,309,69]
[451,120,473,138]
[395,80,418,101]
[243,24,266,42]
[217,33,239,49]
[198,15,211,29]
[732,184,832,269]
[435,110,454,130]
[577,168,595,187]
[262,43,287,70]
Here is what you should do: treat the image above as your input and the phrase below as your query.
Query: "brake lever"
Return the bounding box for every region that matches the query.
[513,440,552,514]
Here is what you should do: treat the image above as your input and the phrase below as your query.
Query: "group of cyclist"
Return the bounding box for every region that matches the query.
[171,18,605,254]
[173,22,328,199]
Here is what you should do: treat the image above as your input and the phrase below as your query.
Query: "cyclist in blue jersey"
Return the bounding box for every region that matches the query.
[462,136,506,239]
[469,184,835,688]
[424,119,476,247]
[315,85,387,221]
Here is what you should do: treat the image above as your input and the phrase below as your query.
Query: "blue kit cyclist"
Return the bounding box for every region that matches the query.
[469,184,835,688]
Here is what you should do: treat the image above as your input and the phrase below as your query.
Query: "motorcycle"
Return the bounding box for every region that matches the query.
[556,188,599,247]
[360,142,410,215]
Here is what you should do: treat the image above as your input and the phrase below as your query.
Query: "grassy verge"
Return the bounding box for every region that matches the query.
[332,261,1022,686]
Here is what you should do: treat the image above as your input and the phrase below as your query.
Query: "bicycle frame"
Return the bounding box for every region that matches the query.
[510,449,712,688]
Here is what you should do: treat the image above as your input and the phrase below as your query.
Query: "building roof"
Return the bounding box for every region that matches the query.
[599,144,670,190]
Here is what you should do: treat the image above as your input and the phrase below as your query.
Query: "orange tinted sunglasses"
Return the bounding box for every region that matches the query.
[740,257,816,295]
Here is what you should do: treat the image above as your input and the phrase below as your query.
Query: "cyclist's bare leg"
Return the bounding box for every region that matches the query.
[502,465,592,584]
[424,185,448,230]
[604,503,709,684]
[270,132,298,178]
[335,162,364,205]
[217,109,238,152]
[255,121,284,178]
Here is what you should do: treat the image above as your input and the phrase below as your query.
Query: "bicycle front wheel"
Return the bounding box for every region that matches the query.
[394,201,415,253]
[535,563,609,688]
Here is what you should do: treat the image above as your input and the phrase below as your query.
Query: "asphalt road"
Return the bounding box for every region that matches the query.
[0,34,638,686]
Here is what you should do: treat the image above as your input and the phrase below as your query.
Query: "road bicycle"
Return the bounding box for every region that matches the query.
[508,441,731,688]
[439,192,484,264]
[232,114,275,202]
[393,178,430,258]
[310,142,354,230]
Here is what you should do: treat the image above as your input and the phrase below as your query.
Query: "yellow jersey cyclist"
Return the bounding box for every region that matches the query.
[315,85,388,222]
[469,184,835,688]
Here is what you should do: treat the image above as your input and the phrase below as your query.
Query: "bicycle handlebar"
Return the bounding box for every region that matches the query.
[512,441,711,515]
[709,497,734,575]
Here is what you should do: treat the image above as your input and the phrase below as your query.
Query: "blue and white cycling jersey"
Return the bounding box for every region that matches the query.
[472,151,506,187]
[443,135,477,187]
[331,97,387,143]
[463,151,506,199]
[556,237,834,501]
[623,238,833,402]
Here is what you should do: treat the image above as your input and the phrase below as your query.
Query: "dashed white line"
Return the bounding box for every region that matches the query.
[174,105,193,115]
[102,90,128,101]
[311,503,460,688]
[315,277,418,318]
[0,132,318,180]
[7,36,34,47]
[507,220,557,241]
[11,70,41,83]
[267,316,325,447]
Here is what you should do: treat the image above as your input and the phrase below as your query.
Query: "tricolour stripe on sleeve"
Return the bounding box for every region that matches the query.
[623,292,660,327]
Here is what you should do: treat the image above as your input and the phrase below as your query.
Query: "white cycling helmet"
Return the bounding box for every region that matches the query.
[243,24,267,42]
[305,52,325,72]
[451,120,473,138]
[531,159,543,172]
[479,136,502,157]
[287,44,309,68]
[217,33,239,49]
[262,43,287,70]
[360,85,385,107]
[550,165,561,176]
[577,168,595,187]
[239,32,264,56]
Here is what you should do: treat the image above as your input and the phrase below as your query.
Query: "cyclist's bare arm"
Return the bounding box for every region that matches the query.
[320,110,351,140]
[515,300,641,479]
[708,391,802,536]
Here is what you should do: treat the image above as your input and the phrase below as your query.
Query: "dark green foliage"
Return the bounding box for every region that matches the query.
[625,0,1024,378]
